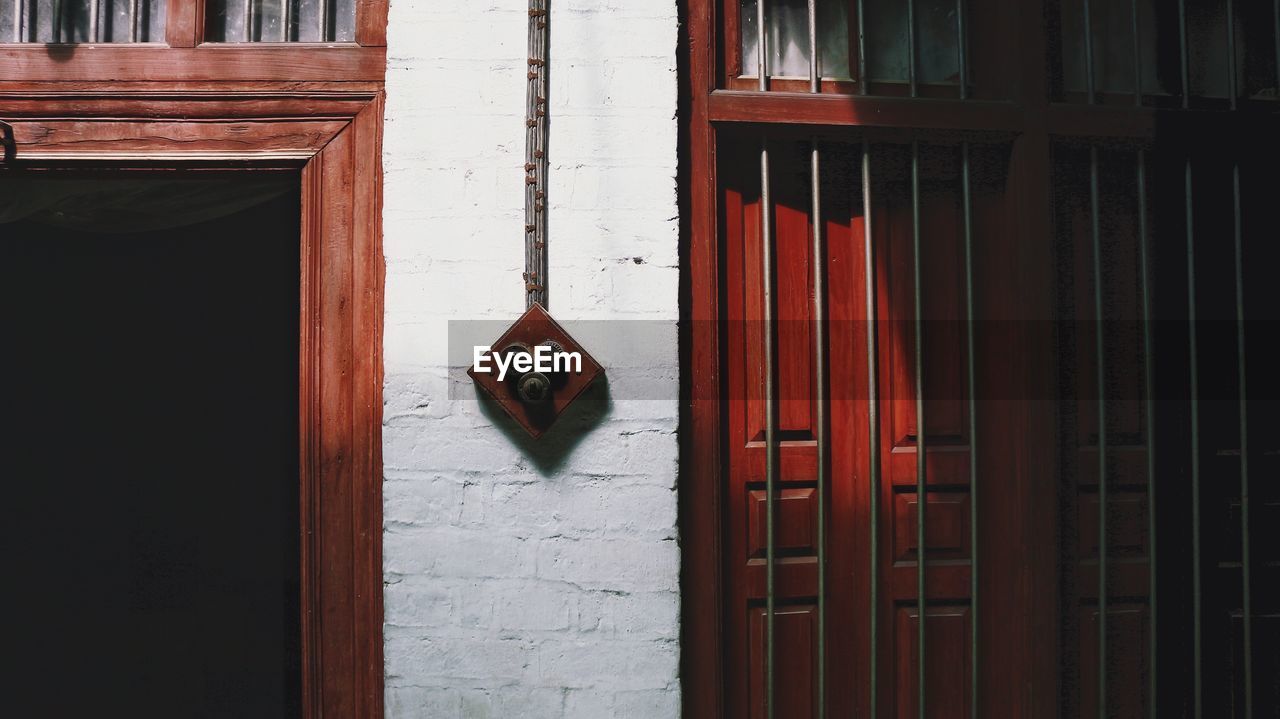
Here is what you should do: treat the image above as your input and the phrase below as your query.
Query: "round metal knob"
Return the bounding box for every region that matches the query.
[517,371,551,404]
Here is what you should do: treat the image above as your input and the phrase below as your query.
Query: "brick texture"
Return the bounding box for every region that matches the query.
[382,1,681,716]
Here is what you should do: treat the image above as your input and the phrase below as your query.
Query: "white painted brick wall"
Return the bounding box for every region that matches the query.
[382,1,680,716]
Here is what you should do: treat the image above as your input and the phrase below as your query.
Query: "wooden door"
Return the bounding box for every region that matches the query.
[682,0,1279,717]
[714,126,1038,719]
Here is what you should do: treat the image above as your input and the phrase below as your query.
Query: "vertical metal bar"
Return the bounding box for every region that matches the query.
[907,0,918,96]
[90,0,101,42]
[806,2,826,717]
[1089,145,1108,719]
[1185,159,1203,719]
[282,0,292,42]
[911,139,927,719]
[13,0,21,42]
[811,140,827,719]
[244,0,254,42]
[1178,0,1191,107]
[961,141,978,719]
[1082,0,1096,103]
[758,7,773,717]
[761,138,777,719]
[52,0,61,42]
[757,0,768,89]
[956,0,968,99]
[808,0,818,92]
[130,0,139,42]
[1137,150,1157,719]
[863,138,880,719]
[319,0,330,42]
[856,0,868,95]
[1130,0,1142,103]
[1226,0,1238,109]
[1232,163,1253,719]
[755,0,775,712]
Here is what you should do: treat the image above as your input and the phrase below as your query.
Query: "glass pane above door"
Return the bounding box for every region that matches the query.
[741,0,852,80]
[3,0,166,43]
[206,0,355,43]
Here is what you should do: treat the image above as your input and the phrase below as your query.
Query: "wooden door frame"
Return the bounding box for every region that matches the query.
[0,91,386,718]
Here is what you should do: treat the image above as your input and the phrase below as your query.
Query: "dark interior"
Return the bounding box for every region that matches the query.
[2,174,302,717]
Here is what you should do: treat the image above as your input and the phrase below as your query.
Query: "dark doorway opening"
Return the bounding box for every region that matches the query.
[2,173,303,717]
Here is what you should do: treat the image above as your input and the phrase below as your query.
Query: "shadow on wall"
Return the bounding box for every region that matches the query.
[476,374,613,474]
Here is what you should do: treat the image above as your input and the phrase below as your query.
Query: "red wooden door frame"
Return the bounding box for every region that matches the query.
[1,91,386,718]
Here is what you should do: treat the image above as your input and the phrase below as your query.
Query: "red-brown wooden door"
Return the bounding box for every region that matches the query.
[716,132,1033,719]
[682,0,1279,717]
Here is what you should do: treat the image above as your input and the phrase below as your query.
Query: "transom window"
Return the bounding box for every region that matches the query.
[3,0,356,43]
[5,0,166,42]
[207,0,355,42]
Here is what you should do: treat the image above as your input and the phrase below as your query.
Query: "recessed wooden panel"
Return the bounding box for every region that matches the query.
[732,141,820,443]
[1075,604,1149,719]
[1077,491,1147,559]
[893,491,971,563]
[748,487,818,558]
[713,138,1017,719]
[888,443,974,487]
[749,605,816,719]
[1075,444,1150,488]
[894,605,971,719]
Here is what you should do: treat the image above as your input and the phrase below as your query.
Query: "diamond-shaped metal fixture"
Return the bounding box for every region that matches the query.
[467,304,603,439]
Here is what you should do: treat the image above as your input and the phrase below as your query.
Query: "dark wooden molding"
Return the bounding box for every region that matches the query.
[680,0,724,715]
[708,90,1024,132]
[0,45,387,84]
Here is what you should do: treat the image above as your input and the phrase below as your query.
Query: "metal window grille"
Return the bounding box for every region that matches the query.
[206,0,355,43]
[4,0,165,42]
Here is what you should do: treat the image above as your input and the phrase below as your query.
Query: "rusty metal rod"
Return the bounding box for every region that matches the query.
[911,138,926,719]
[1089,144,1108,719]
[863,138,880,719]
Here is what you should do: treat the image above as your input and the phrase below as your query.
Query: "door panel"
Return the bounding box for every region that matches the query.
[720,135,1015,718]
